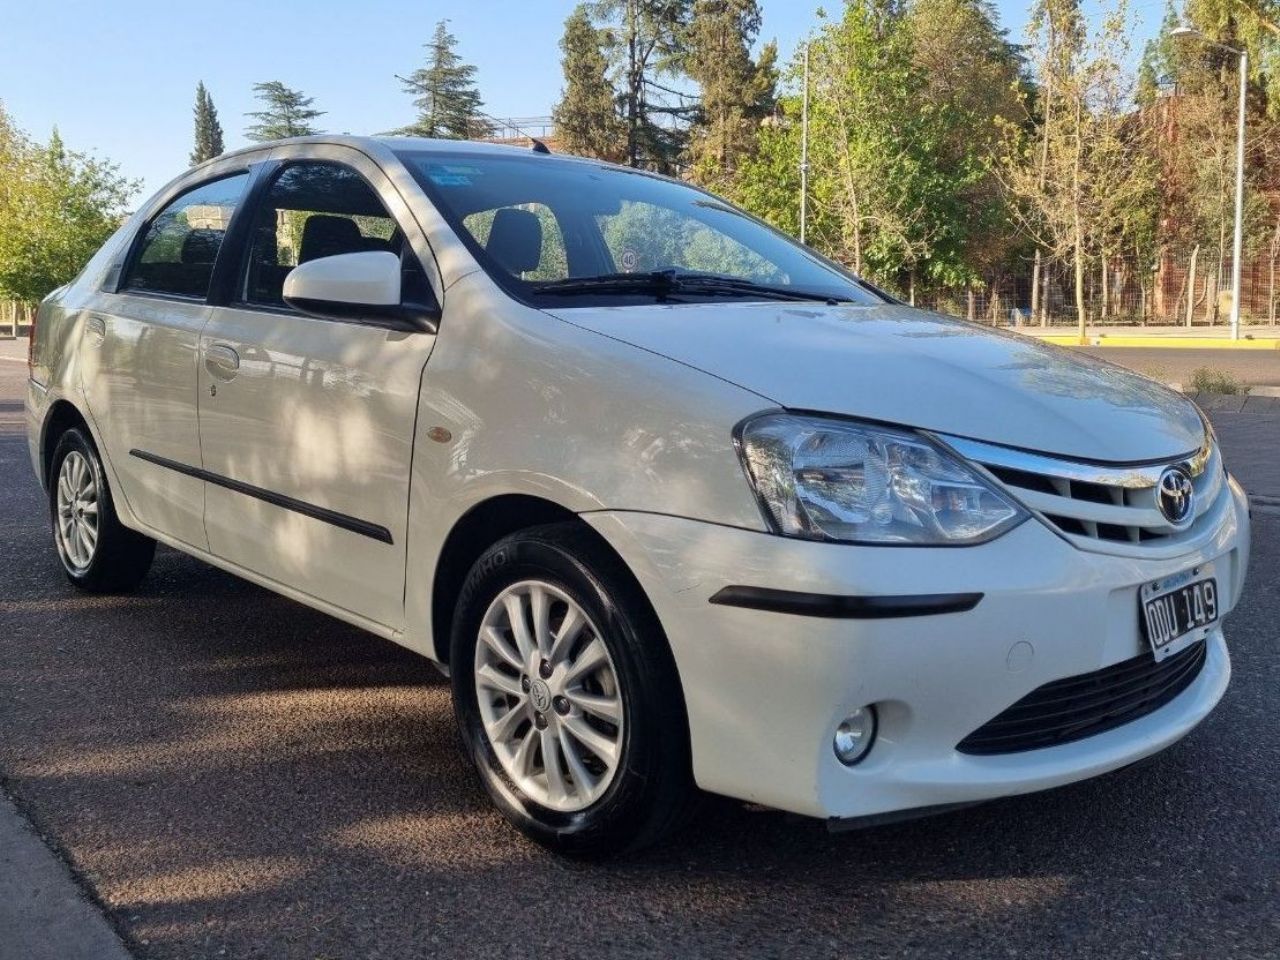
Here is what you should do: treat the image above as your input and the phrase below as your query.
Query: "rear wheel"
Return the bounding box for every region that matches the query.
[49,428,155,592]
[450,523,693,856]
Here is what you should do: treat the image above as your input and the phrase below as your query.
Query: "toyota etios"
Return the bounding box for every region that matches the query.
[27,137,1250,855]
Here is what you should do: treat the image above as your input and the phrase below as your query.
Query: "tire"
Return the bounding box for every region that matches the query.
[450,522,693,857]
[48,427,155,593]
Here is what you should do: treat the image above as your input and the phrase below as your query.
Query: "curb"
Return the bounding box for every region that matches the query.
[1037,334,1280,349]
[1165,384,1280,412]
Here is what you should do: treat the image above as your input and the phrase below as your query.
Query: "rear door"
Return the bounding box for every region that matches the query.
[79,171,252,549]
[196,150,438,630]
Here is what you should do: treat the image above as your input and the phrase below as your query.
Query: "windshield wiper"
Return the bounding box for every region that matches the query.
[531,270,853,304]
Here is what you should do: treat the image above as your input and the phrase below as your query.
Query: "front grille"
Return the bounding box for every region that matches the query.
[956,641,1207,755]
[941,434,1225,555]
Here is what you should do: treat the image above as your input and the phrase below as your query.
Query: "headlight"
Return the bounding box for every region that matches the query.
[736,413,1027,545]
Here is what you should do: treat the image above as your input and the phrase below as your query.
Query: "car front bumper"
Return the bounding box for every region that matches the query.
[584,474,1250,821]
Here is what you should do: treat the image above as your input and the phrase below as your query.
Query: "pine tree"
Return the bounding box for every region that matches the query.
[553,5,626,160]
[190,81,225,165]
[594,0,696,171]
[392,21,493,139]
[244,81,324,143]
[685,0,777,190]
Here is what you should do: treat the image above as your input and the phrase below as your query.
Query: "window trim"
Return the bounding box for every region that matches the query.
[114,168,257,304]
[227,158,437,331]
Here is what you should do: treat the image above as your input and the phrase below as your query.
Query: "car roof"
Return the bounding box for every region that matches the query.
[198,134,604,171]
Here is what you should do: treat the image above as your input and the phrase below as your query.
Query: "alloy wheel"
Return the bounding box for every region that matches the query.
[55,450,99,572]
[474,580,625,812]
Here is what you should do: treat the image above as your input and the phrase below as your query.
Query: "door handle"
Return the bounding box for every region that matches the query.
[205,343,240,381]
[84,315,106,344]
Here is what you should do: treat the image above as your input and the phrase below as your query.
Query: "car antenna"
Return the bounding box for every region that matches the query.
[530,138,551,154]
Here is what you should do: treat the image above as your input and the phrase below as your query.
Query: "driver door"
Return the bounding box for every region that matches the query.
[196,151,438,630]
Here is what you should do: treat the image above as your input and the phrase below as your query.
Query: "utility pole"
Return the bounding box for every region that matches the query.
[800,41,810,245]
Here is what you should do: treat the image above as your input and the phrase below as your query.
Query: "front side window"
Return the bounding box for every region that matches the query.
[397,151,884,308]
[242,162,403,307]
[123,173,250,299]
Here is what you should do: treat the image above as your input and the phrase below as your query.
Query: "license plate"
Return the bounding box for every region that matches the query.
[1140,566,1218,661]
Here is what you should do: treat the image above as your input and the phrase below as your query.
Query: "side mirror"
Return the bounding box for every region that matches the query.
[282,251,438,333]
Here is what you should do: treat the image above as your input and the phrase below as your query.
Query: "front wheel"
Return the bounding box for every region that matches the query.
[450,523,693,856]
[49,427,155,592]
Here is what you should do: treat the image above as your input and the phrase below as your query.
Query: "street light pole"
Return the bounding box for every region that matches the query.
[1171,26,1247,340]
[800,41,810,246]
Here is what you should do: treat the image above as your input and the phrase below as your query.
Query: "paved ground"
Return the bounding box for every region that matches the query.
[1074,346,1280,387]
[1,363,1278,960]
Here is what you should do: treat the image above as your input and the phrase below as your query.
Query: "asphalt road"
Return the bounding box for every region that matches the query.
[1,360,1278,960]
[1072,346,1280,386]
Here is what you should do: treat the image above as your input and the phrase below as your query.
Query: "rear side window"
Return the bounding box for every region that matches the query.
[242,162,402,307]
[123,173,250,299]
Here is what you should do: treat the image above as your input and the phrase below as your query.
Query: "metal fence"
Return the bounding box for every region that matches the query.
[908,249,1280,328]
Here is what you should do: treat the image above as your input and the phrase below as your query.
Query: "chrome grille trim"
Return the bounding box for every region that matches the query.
[935,433,1226,556]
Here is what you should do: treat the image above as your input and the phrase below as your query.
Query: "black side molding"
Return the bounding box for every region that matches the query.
[708,586,982,619]
[129,449,394,545]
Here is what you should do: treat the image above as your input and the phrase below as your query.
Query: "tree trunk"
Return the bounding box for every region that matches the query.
[1072,97,1086,338]
[1270,218,1280,325]
[1271,252,1278,326]
[1029,248,1039,323]
[1101,258,1110,320]
[967,286,976,322]
[626,0,640,167]
[908,269,916,307]
[1185,245,1199,328]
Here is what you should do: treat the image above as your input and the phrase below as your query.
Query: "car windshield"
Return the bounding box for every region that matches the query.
[396,149,885,308]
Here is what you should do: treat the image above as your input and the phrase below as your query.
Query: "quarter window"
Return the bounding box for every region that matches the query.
[123,173,250,299]
[242,163,403,307]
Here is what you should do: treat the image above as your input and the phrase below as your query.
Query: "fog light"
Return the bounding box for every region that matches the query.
[833,706,877,766]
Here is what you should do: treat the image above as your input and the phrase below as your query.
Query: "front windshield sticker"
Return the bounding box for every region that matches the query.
[426,164,482,187]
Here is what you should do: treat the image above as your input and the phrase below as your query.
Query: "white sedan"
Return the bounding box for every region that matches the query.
[26,136,1250,855]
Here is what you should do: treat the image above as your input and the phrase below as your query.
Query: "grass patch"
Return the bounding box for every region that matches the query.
[1187,367,1243,395]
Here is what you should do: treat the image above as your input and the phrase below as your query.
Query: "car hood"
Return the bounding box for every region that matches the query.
[547,301,1205,462]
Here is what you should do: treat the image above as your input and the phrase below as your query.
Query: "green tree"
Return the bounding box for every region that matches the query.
[1002,0,1157,333]
[0,107,137,302]
[553,5,627,160]
[806,2,986,286]
[905,0,1028,301]
[190,81,225,165]
[594,0,695,171]
[685,0,778,192]
[244,80,324,142]
[392,20,493,139]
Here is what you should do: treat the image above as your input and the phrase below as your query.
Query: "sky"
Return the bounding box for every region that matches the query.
[0,0,1168,199]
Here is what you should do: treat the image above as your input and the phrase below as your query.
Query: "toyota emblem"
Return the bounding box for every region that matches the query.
[1156,466,1195,525]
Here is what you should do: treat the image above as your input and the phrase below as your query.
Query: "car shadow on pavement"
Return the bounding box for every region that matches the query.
[3,516,1277,958]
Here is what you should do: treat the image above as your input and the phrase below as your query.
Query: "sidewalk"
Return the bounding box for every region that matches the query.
[0,792,133,960]
[0,337,27,363]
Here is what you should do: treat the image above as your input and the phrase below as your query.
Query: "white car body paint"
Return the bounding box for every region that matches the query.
[26,136,1251,825]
